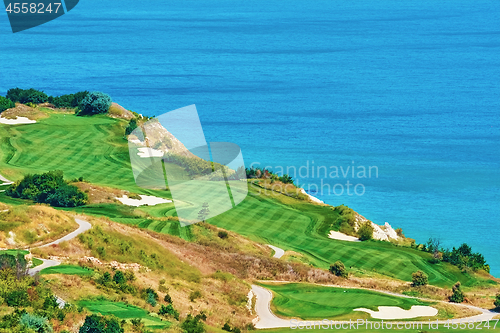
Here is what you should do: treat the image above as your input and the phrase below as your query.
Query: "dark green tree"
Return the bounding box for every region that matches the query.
[0,96,15,112]
[450,282,465,303]
[79,314,124,333]
[181,313,206,333]
[113,271,126,285]
[329,261,348,278]
[125,118,138,136]
[494,293,500,309]
[357,222,373,241]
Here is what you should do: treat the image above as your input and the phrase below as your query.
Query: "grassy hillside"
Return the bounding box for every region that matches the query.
[0,109,492,288]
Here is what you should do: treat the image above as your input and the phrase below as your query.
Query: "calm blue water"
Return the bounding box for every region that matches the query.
[1,0,499,276]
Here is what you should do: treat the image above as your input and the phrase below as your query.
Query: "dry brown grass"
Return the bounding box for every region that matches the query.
[0,103,49,120]
[108,103,135,120]
[72,182,127,204]
[0,205,78,248]
[434,302,482,319]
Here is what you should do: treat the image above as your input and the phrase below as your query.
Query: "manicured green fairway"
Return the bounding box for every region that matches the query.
[78,299,170,329]
[0,112,481,287]
[262,283,431,320]
[40,265,93,276]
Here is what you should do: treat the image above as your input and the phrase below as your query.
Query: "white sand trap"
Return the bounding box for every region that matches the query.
[0,116,36,125]
[137,147,163,158]
[354,305,438,319]
[116,195,171,207]
[328,230,361,242]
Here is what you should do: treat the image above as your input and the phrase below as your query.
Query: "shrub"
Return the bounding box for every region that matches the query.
[78,91,112,115]
[494,294,500,308]
[79,314,124,333]
[181,313,206,333]
[0,96,15,112]
[113,271,126,284]
[163,293,172,304]
[6,170,87,207]
[142,288,158,307]
[6,88,48,104]
[217,231,228,239]
[329,261,348,278]
[20,313,53,333]
[189,290,202,302]
[411,271,428,286]
[158,304,179,321]
[6,290,30,307]
[357,222,373,241]
[125,118,138,136]
[222,323,231,332]
[49,91,89,108]
[450,282,464,303]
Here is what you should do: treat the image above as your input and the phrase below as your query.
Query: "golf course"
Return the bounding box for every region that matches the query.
[0,108,489,287]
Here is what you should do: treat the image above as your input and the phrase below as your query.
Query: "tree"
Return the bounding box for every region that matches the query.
[20,313,53,333]
[329,261,348,278]
[79,314,124,333]
[78,91,112,115]
[357,222,373,241]
[449,282,465,303]
[411,271,428,286]
[164,293,172,304]
[113,271,126,285]
[125,118,138,136]
[47,184,88,207]
[181,314,206,333]
[197,202,210,222]
[494,293,500,309]
[158,304,179,321]
[6,88,48,104]
[0,96,15,112]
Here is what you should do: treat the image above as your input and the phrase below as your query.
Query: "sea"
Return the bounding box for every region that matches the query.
[0,0,499,276]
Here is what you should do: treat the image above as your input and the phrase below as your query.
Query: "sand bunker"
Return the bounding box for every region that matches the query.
[328,230,360,242]
[0,116,36,125]
[116,195,171,207]
[354,305,438,319]
[137,147,163,158]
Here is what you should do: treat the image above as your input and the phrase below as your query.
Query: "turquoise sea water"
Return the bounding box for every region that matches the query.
[1,0,499,276]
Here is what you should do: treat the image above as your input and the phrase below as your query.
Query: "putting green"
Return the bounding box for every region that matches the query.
[261,283,431,320]
[78,299,170,329]
[40,264,94,276]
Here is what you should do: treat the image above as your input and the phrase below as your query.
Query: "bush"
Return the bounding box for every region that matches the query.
[357,222,373,241]
[78,91,112,115]
[217,231,228,239]
[6,290,30,307]
[79,314,124,333]
[113,271,126,284]
[6,88,48,104]
[20,313,52,333]
[329,261,348,278]
[125,118,138,136]
[450,282,464,303]
[0,96,15,112]
[411,271,428,286]
[189,290,202,302]
[142,288,158,307]
[158,304,179,321]
[6,170,87,207]
[164,294,172,304]
[494,294,500,308]
[49,91,88,108]
[181,313,206,333]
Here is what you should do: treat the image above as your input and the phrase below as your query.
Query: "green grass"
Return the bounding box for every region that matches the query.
[0,112,488,287]
[32,257,43,267]
[40,264,93,276]
[78,299,170,329]
[261,283,431,320]
[0,249,29,256]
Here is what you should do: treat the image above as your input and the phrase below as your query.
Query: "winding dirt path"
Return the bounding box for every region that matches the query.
[251,283,499,329]
[27,217,91,275]
[267,245,285,259]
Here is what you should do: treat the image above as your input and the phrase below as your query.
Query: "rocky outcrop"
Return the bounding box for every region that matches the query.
[354,213,399,242]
